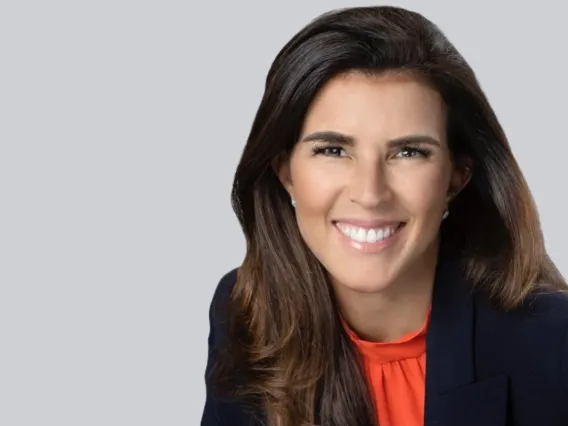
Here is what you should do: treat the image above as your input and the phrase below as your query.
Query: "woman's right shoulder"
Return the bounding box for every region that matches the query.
[208,268,239,325]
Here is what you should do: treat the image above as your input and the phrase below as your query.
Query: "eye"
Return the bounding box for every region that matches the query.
[395,146,432,159]
[312,145,348,157]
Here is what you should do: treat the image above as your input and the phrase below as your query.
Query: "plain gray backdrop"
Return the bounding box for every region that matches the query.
[1,1,566,425]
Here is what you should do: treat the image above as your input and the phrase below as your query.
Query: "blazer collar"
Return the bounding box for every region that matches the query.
[425,249,508,426]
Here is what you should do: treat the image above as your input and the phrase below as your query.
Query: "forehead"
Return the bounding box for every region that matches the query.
[301,71,447,141]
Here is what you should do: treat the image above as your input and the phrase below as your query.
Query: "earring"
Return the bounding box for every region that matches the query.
[291,198,296,207]
[443,192,454,220]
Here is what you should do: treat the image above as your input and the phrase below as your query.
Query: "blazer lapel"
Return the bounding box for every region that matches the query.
[424,251,508,426]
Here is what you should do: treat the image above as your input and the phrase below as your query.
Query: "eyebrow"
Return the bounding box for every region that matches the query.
[300,130,442,148]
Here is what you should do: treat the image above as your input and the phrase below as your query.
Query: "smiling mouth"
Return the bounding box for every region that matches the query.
[333,221,406,244]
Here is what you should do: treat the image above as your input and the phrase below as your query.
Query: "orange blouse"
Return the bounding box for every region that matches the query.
[345,311,430,426]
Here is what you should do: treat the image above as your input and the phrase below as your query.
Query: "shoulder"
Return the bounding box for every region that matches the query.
[475,287,568,391]
[511,288,568,334]
[525,286,568,313]
[203,268,258,425]
[210,268,238,317]
[482,287,568,345]
[476,287,568,334]
[214,267,239,298]
[208,268,239,340]
[204,268,239,386]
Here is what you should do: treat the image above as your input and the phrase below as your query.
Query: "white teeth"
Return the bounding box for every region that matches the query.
[336,223,400,244]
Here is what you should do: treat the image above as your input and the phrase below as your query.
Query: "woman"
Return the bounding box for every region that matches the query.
[201,6,568,426]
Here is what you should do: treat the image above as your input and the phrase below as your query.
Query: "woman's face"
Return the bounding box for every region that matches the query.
[278,71,467,294]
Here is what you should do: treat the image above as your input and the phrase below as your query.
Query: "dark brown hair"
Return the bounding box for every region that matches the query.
[211,6,566,426]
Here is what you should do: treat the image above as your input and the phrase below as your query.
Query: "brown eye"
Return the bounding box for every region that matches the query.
[312,145,348,157]
[396,147,432,159]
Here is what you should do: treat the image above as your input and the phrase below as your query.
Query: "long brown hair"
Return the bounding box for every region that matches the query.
[210,6,566,426]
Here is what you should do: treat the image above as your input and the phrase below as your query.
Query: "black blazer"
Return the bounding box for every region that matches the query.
[201,255,568,426]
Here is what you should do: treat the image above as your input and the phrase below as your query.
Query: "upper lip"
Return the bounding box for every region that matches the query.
[333,219,405,228]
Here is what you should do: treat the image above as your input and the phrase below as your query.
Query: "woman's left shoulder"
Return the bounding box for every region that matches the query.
[478,286,568,327]
[476,287,568,360]
[474,288,568,394]
[519,287,568,324]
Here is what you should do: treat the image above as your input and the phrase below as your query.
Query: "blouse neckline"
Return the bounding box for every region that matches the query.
[343,308,431,364]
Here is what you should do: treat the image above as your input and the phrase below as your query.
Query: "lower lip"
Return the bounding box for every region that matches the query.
[334,223,405,253]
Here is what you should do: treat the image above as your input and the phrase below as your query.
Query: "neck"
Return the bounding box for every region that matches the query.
[335,248,439,342]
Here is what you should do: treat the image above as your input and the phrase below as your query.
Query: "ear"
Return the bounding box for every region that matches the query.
[272,153,294,197]
[448,156,473,201]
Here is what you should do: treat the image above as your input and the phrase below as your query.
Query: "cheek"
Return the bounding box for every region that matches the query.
[290,159,342,218]
[289,163,340,252]
[395,167,448,219]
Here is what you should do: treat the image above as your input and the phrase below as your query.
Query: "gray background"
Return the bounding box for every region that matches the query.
[1,1,566,425]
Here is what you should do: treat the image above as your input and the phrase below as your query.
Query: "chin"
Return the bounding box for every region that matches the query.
[329,269,397,294]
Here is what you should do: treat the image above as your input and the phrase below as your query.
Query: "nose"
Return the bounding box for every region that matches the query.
[348,161,392,208]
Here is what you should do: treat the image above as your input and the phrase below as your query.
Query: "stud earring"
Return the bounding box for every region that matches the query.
[291,198,296,207]
[443,192,454,220]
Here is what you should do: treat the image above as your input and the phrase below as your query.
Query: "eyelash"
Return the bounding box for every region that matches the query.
[311,144,432,159]
[312,145,347,157]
